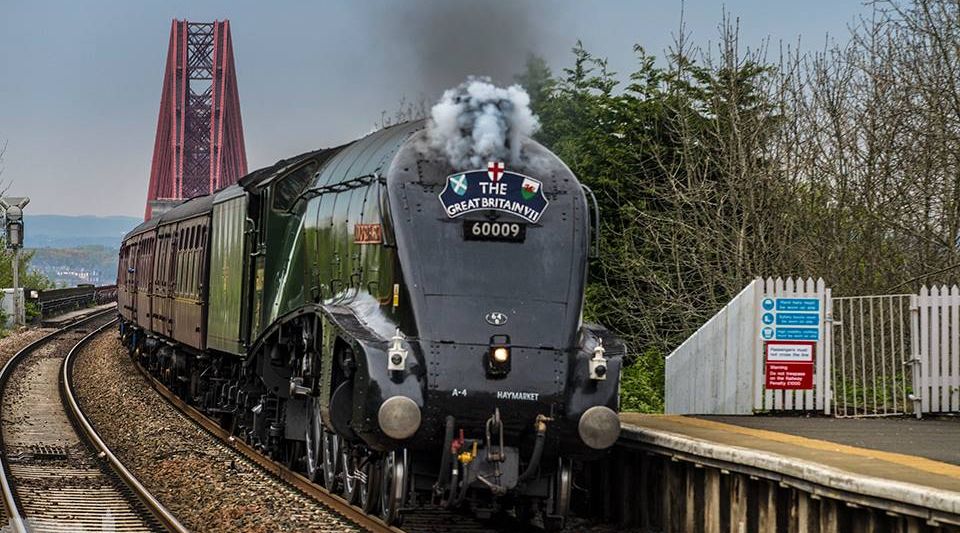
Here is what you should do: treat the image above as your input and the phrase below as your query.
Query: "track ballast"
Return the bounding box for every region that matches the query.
[0,311,186,533]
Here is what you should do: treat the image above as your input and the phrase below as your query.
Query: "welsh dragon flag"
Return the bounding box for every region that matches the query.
[521,177,541,200]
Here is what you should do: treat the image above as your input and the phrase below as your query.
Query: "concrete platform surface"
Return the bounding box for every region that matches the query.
[620,413,960,497]
[42,303,115,327]
[702,415,960,466]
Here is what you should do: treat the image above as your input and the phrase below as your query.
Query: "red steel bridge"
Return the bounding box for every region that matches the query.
[144,20,247,220]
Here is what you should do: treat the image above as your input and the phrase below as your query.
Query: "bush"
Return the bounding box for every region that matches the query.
[619,347,664,413]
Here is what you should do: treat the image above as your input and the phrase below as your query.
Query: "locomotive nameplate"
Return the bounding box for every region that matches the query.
[463,220,525,243]
[353,223,382,244]
[439,162,549,223]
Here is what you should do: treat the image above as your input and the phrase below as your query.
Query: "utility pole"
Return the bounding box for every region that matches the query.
[0,197,29,327]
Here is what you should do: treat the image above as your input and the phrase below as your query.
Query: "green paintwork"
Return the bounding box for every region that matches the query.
[247,122,422,346]
[206,186,248,354]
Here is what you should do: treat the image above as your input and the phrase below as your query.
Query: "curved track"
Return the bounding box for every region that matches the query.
[124,334,515,533]
[0,310,187,533]
[127,347,401,533]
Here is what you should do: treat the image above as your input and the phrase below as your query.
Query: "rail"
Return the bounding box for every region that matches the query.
[129,349,403,533]
[62,317,189,533]
[0,308,187,533]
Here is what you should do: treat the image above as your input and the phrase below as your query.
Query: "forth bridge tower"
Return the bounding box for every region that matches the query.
[144,20,247,220]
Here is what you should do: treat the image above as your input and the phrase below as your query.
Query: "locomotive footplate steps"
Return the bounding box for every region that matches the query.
[614,413,960,528]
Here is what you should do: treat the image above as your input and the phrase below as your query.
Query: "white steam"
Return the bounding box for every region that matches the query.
[425,78,540,169]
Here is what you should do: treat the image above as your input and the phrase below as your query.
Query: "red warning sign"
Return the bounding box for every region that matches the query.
[765,341,815,390]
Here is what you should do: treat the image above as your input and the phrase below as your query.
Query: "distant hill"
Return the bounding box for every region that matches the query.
[28,245,119,287]
[25,215,141,249]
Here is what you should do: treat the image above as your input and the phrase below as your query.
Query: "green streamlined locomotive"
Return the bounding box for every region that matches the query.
[117,120,624,528]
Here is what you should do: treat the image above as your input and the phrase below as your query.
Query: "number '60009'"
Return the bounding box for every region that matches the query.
[471,222,520,237]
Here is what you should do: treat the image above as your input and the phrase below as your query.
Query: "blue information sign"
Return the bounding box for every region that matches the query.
[760,297,822,341]
[775,298,820,312]
[774,327,820,341]
[775,313,820,326]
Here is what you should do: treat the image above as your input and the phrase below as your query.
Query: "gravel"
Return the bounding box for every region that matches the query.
[69,331,636,533]
[0,328,55,368]
[72,332,362,533]
[0,326,54,523]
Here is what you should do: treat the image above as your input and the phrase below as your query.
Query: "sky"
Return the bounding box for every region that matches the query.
[0,1,870,218]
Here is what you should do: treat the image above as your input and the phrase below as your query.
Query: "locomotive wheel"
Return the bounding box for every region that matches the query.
[379,449,407,526]
[543,459,572,531]
[340,438,359,503]
[284,440,303,470]
[305,401,323,483]
[321,428,341,491]
[359,456,381,514]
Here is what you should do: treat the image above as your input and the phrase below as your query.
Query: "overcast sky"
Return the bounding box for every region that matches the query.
[0,1,869,218]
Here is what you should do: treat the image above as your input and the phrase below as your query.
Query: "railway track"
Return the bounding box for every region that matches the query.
[0,310,186,533]
[125,344,403,533]
[122,332,517,533]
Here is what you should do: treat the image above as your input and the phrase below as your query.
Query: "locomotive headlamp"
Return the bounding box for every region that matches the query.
[388,329,407,372]
[487,335,511,377]
[589,340,607,381]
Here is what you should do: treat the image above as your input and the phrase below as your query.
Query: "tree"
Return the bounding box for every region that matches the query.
[514,54,555,117]
[512,1,960,412]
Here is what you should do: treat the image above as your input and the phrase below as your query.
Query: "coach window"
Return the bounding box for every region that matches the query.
[198,227,207,293]
[273,161,319,212]
[190,226,198,297]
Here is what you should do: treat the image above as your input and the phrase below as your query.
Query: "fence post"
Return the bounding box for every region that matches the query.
[823,286,833,415]
[908,294,922,419]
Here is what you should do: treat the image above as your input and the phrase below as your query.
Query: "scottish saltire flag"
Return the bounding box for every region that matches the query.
[449,174,468,196]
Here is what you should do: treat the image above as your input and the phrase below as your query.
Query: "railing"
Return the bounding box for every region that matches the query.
[35,284,117,320]
[665,279,960,417]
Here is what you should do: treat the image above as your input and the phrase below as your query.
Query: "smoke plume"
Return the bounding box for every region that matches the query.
[365,1,543,94]
[425,78,540,170]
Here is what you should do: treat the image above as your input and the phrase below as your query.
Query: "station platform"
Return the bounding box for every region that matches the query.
[41,303,115,327]
[619,413,960,521]
[700,415,960,466]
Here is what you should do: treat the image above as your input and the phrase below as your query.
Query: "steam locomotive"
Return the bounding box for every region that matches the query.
[117,120,623,529]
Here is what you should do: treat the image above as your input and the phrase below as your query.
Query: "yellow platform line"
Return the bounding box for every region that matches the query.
[642,415,960,481]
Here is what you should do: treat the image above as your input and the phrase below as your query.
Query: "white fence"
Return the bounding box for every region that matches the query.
[664,280,759,415]
[664,279,960,417]
[911,286,960,415]
[758,278,832,413]
[665,277,831,415]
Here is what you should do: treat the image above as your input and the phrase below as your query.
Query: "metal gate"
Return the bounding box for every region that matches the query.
[830,295,912,417]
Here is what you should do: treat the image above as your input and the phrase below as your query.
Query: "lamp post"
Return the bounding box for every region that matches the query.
[0,197,29,326]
